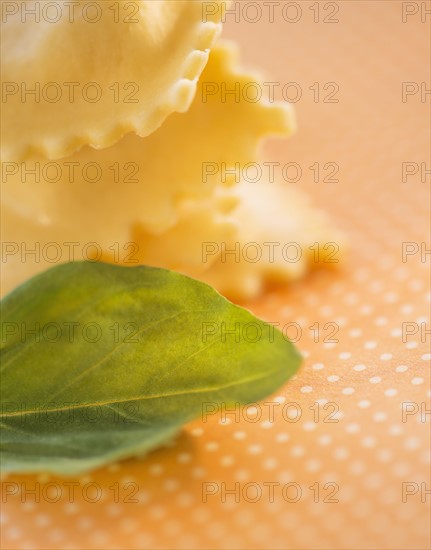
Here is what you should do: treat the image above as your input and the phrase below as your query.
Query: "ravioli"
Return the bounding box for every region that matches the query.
[1,40,343,299]
[1,1,344,300]
[1,0,223,161]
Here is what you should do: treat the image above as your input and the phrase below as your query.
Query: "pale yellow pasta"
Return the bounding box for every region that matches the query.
[1,41,344,300]
[1,42,293,245]
[200,181,346,299]
[1,0,223,161]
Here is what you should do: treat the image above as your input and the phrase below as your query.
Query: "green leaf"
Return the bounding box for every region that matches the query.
[0,262,301,475]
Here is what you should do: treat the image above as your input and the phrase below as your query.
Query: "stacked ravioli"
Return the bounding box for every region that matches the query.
[1,0,341,299]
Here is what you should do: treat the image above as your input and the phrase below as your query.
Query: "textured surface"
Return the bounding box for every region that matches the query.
[1,1,430,549]
[0,0,222,160]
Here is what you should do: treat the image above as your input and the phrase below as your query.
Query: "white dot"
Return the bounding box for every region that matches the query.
[411,377,424,385]
[349,328,362,338]
[233,431,246,440]
[404,437,420,450]
[163,520,182,536]
[376,449,393,463]
[330,282,344,294]
[106,504,122,517]
[77,517,93,530]
[415,316,428,324]
[390,328,402,338]
[395,365,408,373]
[220,455,235,467]
[354,268,368,282]
[120,517,139,533]
[353,364,366,371]
[369,376,382,384]
[380,353,392,361]
[23,502,36,512]
[163,479,179,492]
[319,305,333,316]
[261,420,274,429]
[37,474,51,483]
[300,385,313,393]
[316,398,328,405]
[191,467,205,478]
[35,515,51,527]
[205,442,219,451]
[395,266,409,280]
[422,353,431,361]
[177,453,191,464]
[409,280,423,291]
[316,399,329,405]
[342,387,355,395]
[373,412,387,422]
[421,450,431,465]
[339,352,351,360]
[389,425,403,436]
[6,527,22,540]
[349,460,366,475]
[274,396,286,404]
[332,410,344,421]
[234,469,250,482]
[406,341,418,349]
[149,506,166,520]
[149,464,163,476]
[312,362,324,370]
[333,447,349,460]
[358,400,371,408]
[290,445,305,457]
[369,280,383,291]
[323,342,337,349]
[219,417,232,425]
[248,444,262,455]
[384,292,398,303]
[384,389,398,397]
[303,421,316,431]
[361,437,376,448]
[392,462,410,476]
[306,459,321,472]
[191,427,204,437]
[346,423,360,434]
[327,375,339,382]
[276,433,289,443]
[345,293,359,305]
[192,508,209,523]
[262,458,278,470]
[364,473,383,490]
[364,341,377,349]
[318,435,332,445]
[375,317,387,326]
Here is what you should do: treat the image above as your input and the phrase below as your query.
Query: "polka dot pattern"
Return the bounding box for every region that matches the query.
[1,3,430,549]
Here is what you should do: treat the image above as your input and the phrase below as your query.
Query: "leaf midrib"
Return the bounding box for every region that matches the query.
[1,368,284,419]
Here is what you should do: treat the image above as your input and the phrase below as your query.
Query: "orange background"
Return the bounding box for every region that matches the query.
[1,1,430,549]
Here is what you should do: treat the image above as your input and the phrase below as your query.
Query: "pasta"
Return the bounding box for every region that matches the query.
[1,0,223,160]
[1,4,343,299]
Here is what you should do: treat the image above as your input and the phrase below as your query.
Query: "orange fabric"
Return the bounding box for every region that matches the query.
[1,2,430,549]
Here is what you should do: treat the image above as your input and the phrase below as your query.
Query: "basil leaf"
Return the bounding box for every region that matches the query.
[1,262,301,474]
